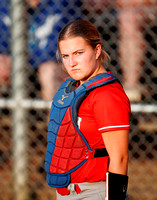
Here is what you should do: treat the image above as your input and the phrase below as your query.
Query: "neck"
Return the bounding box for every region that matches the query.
[80,65,107,85]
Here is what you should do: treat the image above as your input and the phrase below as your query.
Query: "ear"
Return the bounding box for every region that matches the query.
[95,44,101,60]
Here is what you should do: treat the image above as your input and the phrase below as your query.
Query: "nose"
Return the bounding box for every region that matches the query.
[69,55,77,67]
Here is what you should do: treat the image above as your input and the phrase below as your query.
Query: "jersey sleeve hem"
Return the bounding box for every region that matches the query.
[98,125,130,133]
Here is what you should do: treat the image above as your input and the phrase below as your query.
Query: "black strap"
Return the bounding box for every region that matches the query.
[94,148,109,158]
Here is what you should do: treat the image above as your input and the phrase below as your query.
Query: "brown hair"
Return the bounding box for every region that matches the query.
[57,19,110,65]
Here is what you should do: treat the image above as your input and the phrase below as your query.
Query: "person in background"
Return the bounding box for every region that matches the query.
[0,0,82,102]
[26,0,82,101]
[45,19,131,200]
[117,0,157,101]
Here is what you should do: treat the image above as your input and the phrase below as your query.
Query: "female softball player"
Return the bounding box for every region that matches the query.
[45,19,131,200]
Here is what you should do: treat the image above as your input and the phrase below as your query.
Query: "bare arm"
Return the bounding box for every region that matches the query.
[102,129,129,175]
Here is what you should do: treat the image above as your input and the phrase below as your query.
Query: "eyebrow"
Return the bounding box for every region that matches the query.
[61,49,85,56]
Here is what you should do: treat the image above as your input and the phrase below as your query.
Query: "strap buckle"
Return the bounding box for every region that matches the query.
[85,150,95,159]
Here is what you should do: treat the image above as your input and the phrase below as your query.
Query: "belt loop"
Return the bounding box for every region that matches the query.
[75,184,81,194]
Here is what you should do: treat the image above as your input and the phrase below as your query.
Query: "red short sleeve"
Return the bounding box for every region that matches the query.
[91,82,131,132]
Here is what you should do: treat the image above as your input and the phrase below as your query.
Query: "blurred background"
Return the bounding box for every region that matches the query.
[0,0,156,200]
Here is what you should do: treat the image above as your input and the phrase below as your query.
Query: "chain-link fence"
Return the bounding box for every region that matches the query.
[0,0,157,200]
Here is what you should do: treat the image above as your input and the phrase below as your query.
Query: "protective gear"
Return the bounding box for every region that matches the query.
[105,172,128,200]
[45,73,117,188]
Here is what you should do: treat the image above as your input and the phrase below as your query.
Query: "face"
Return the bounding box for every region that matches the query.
[59,36,105,84]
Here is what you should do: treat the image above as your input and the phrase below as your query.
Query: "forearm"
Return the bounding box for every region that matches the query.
[102,130,129,199]
[108,156,129,175]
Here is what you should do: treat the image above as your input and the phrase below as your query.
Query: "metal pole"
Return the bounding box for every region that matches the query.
[10,0,28,199]
[0,99,157,113]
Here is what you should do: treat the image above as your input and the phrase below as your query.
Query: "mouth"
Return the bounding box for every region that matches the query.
[71,69,80,72]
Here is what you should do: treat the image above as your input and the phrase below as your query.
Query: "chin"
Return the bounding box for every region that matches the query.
[70,75,81,81]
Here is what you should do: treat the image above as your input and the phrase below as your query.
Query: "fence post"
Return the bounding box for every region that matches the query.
[10,0,28,199]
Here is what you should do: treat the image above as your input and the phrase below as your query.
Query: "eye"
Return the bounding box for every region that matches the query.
[76,51,83,55]
[62,55,68,59]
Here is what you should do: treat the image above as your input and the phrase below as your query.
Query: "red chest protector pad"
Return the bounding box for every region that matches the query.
[45,73,117,188]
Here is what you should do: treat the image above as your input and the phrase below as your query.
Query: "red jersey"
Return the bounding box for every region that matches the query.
[71,81,131,183]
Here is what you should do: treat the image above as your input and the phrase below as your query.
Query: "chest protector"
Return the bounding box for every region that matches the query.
[45,73,117,188]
